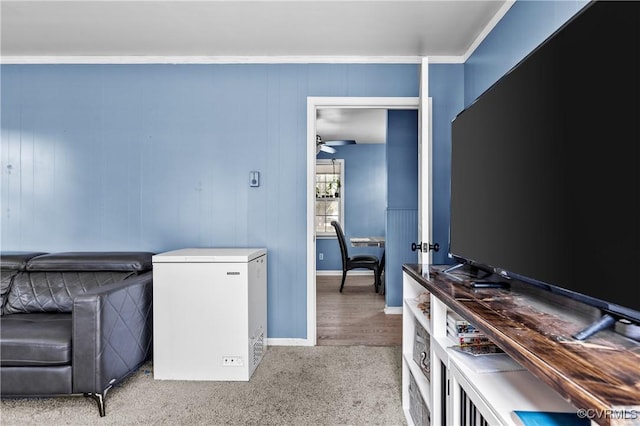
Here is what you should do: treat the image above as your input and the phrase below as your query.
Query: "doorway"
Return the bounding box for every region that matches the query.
[306,97,421,346]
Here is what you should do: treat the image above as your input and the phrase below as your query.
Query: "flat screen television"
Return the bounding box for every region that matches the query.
[449,0,639,339]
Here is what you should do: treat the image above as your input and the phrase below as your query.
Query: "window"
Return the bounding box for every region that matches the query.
[315,159,345,237]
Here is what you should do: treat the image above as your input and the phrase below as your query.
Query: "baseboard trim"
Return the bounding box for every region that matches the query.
[266,338,314,347]
[315,270,373,276]
[315,270,341,276]
[384,306,403,315]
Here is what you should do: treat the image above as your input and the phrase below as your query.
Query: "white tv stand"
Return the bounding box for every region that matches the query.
[402,264,640,426]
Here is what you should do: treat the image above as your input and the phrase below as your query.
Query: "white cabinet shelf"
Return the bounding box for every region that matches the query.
[402,274,434,425]
[402,267,581,426]
[403,353,432,405]
[404,297,431,335]
[448,352,576,425]
[432,335,453,367]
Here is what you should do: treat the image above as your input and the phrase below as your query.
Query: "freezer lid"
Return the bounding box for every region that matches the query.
[152,248,266,263]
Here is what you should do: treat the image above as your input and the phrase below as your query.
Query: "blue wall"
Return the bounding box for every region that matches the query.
[316,143,386,271]
[387,110,418,211]
[385,109,419,306]
[1,64,419,339]
[464,0,588,105]
[428,64,465,263]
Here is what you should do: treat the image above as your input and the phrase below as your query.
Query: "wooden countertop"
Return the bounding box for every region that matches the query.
[403,264,640,426]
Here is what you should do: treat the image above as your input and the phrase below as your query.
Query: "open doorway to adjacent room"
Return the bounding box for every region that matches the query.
[306,97,420,346]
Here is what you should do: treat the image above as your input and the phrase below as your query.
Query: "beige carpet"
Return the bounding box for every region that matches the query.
[1,346,407,426]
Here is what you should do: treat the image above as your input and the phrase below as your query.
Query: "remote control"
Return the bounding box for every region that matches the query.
[470,281,510,289]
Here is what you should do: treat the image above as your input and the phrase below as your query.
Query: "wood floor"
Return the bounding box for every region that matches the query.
[316,274,402,346]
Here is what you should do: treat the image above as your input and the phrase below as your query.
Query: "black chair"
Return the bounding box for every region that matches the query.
[331,221,381,293]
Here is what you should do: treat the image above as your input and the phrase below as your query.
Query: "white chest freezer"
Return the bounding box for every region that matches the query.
[152,248,267,381]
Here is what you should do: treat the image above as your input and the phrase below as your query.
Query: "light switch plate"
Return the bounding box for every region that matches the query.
[250,171,260,187]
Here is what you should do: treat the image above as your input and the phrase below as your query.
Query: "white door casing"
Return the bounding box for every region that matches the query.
[418,57,434,265]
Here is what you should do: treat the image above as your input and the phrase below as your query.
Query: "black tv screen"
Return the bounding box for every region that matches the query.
[450,1,640,324]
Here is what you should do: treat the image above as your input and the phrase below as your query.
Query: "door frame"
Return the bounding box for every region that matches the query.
[306,96,421,346]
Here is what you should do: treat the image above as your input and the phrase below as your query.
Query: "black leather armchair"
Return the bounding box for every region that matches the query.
[331,221,381,293]
[0,251,154,416]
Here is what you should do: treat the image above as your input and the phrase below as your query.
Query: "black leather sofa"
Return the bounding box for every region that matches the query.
[0,251,154,416]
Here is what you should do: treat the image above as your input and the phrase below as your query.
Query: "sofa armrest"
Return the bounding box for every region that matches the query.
[72,271,153,394]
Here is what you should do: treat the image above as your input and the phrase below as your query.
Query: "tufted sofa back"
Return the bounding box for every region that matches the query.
[0,252,47,315]
[1,252,153,315]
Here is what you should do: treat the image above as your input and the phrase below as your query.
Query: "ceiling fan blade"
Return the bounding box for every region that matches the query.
[315,135,352,155]
[320,145,337,154]
[324,140,356,146]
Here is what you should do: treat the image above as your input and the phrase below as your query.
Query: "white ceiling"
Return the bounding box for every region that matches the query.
[317,109,388,144]
[1,0,511,62]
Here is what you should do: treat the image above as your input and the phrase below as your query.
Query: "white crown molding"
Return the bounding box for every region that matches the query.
[462,0,515,62]
[428,56,465,64]
[0,55,468,65]
[0,55,418,65]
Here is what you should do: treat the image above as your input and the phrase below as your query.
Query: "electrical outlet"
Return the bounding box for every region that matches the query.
[319,253,324,260]
[222,356,244,367]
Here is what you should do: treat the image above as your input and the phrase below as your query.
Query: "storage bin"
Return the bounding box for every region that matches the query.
[413,319,431,379]
[409,372,431,426]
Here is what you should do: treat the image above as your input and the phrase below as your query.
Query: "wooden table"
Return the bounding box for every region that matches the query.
[350,236,385,248]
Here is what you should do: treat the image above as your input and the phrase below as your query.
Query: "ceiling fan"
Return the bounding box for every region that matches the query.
[316,135,356,155]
